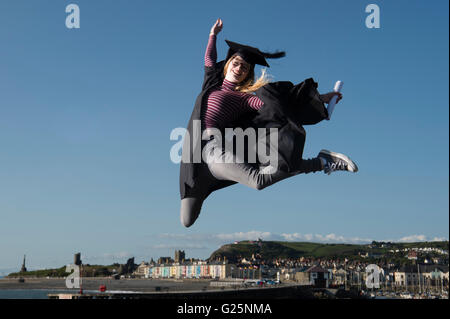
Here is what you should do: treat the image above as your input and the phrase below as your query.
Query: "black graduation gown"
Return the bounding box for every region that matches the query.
[179,60,328,200]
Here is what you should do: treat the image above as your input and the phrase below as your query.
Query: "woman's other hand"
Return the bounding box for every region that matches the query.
[210,18,223,36]
[319,92,342,104]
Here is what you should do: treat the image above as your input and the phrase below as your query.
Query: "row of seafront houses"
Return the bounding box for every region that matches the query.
[138,261,257,281]
[134,261,449,290]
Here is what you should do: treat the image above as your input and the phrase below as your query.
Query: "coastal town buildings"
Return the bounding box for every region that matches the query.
[393,265,449,291]
[332,268,347,285]
[290,265,331,287]
[134,261,149,278]
[260,261,449,292]
[125,242,449,295]
[135,257,444,292]
[143,261,237,280]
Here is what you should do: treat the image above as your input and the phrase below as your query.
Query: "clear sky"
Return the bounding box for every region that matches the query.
[0,0,448,272]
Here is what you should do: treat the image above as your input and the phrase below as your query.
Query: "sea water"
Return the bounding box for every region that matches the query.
[0,289,142,299]
[0,289,73,299]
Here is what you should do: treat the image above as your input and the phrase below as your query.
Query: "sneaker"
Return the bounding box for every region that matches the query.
[318,149,358,175]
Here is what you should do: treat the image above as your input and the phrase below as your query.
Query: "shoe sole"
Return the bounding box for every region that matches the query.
[319,149,359,173]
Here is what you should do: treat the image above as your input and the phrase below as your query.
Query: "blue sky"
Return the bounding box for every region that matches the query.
[0,0,448,272]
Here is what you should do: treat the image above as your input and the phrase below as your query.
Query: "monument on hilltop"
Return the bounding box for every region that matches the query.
[20,255,27,273]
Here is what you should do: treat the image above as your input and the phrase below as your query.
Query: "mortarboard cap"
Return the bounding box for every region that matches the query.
[225,40,286,67]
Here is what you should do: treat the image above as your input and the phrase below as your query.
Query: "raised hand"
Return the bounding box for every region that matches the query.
[210,18,223,36]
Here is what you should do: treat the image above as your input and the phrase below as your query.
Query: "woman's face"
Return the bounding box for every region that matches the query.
[225,55,251,84]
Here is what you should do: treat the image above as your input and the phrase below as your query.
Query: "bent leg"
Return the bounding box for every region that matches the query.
[180,197,204,228]
[209,158,322,190]
[209,161,284,190]
[206,139,323,190]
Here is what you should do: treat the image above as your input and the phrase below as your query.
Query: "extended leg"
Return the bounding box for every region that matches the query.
[205,139,323,190]
[209,159,322,190]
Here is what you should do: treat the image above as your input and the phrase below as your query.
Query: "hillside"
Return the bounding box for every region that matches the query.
[208,240,449,263]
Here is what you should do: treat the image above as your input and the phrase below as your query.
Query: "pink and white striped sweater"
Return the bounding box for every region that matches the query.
[202,35,264,129]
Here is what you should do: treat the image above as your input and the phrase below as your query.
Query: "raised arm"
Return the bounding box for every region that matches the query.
[205,19,223,67]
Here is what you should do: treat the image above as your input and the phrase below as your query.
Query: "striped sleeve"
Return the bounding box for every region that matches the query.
[204,34,217,67]
[245,95,264,110]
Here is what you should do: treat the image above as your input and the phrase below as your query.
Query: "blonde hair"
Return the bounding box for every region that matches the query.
[223,55,271,93]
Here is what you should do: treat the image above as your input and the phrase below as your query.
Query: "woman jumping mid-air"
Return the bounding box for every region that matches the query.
[179,19,358,227]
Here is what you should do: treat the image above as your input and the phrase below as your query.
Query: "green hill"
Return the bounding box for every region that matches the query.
[208,241,361,261]
[208,240,449,263]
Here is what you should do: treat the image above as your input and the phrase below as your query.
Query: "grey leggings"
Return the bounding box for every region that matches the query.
[180,139,322,227]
